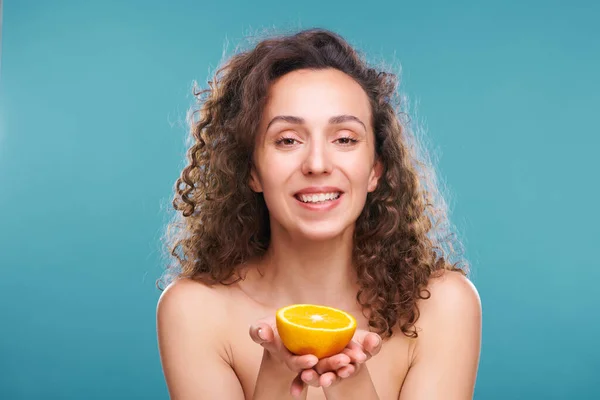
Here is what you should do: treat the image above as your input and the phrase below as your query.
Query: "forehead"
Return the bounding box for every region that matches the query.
[261,68,372,129]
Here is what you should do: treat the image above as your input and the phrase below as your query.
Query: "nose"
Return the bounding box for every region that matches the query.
[301,139,332,175]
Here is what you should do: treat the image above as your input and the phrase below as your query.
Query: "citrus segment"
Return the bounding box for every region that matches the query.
[276,304,357,359]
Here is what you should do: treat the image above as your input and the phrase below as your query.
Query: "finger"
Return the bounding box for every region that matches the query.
[249,323,285,358]
[342,340,368,363]
[351,328,373,343]
[319,371,339,388]
[250,322,318,373]
[290,373,307,398]
[301,368,321,387]
[314,353,351,374]
[336,363,356,379]
[249,322,273,345]
[285,353,319,373]
[364,333,382,358]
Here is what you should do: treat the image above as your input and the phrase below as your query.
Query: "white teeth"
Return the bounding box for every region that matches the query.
[298,192,340,203]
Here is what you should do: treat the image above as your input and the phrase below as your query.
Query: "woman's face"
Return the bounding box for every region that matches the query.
[251,68,382,241]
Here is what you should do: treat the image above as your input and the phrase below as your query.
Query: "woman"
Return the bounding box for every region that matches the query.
[156,28,481,399]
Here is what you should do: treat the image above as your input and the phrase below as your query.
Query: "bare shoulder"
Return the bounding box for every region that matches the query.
[417,269,482,324]
[398,270,481,399]
[157,277,228,319]
[156,278,245,399]
[156,277,234,361]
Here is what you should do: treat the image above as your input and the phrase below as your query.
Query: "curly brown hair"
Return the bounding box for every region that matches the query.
[157,28,468,339]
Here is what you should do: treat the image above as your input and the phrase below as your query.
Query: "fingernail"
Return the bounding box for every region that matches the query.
[324,378,332,387]
[358,353,367,362]
[375,337,382,347]
[257,328,266,341]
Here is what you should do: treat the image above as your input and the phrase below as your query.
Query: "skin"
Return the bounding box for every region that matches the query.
[157,68,482,399]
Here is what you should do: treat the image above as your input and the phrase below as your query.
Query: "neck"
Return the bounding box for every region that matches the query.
[248,226,361,312]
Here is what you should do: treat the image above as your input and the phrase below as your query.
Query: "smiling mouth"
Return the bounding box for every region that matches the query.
[294,192,342,204]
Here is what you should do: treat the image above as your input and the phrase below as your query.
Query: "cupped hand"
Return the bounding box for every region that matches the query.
[299,329,383,389]
[249,317,323,398]
[250,319,382,396]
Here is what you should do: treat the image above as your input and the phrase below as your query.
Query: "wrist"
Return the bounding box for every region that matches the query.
[253,350,301,400]
[260,349,297,378]
[323,364,378,400]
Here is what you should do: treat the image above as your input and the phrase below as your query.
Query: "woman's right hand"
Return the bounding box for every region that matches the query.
[249,317,354,398]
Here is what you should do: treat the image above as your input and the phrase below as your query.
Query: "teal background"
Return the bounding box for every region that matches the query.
[1,0,598,399]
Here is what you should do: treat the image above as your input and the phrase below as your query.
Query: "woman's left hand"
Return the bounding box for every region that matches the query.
[299,329,382,388]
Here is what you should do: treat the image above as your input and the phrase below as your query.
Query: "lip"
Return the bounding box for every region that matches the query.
[294,186,344,196]
[293,187,344,212]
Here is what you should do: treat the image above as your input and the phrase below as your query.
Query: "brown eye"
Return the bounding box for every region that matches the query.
[275,137,299,146]
[335,137,358,145]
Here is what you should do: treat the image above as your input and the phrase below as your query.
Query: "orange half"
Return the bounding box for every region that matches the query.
[276,304,357,359]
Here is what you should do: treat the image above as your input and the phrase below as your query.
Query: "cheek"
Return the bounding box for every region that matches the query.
[255,160,293,206]
[342,161,374,190]
[259,158,294,188]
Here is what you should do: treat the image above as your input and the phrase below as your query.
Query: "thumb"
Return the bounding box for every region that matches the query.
[352,330,382,358]
[249,322,274,345]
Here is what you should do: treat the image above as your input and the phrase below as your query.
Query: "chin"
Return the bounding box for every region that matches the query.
[293,221,354,242]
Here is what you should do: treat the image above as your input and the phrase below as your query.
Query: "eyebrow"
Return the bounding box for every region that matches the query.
[265,114,367,132]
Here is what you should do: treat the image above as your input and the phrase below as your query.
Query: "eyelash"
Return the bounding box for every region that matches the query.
[274,136,359,146]
[275,137,298,146]
[336,137,359,145]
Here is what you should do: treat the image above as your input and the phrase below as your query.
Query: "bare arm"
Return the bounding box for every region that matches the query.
[399,271,482,400]
[156,279,246,400]
[315,331,383,400]
[157,279,308,400]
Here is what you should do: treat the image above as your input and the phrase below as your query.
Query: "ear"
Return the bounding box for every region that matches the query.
[367,159,383,193]
[249,167,263,193]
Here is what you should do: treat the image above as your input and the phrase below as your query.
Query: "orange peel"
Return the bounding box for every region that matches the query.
[276,304,357,359]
